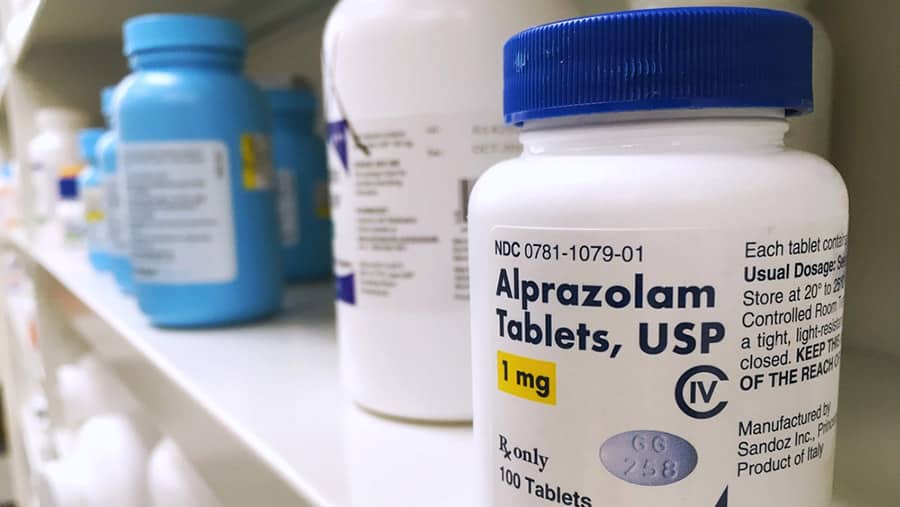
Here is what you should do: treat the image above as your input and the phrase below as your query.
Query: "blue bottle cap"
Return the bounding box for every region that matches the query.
[123,14,246,57]
[59,177,78,199]
[79,128,105,162]
[101,86,116,118]
[503,7,814,125]
[265,88,317,113]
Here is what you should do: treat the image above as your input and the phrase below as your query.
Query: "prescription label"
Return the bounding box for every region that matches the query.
[104,172,129,256]
[277,170,299,246]
[482,225,848,507]
[240,133,274,190]
[120,141,237,284]
[326,113,521,308]
[83,185,109,253]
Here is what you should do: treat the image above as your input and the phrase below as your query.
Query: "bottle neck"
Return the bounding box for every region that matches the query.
[519,109,788,156]
[130,49,244,72]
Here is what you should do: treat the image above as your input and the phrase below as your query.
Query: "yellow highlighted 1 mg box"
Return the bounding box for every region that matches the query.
[497,350,556,405]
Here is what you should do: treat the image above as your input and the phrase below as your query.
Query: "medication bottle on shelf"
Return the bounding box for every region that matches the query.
[27,108,87,223]
[37,414,157,507]
[322,0,581,421]
[265,88,332,282]
[148,438,223,507]
[628,0,833,158]
[55,176,84,245]
[97,86,135,293]
[78,128,110,270]
[118,14,282,327]
[469,8,848,507]
[57,354,140,431]
[0,162,17,229]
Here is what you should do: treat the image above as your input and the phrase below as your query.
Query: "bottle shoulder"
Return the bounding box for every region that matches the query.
[95,131,117,156]
[117,71,268,136]
[470,150,848,228]
[78,165,103,186]
[118,69,262,107]
[29,130,71,154]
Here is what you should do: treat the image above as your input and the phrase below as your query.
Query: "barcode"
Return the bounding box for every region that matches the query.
[458,178,477,224]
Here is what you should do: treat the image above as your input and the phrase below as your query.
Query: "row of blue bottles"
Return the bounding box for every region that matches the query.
[79,14,330,327]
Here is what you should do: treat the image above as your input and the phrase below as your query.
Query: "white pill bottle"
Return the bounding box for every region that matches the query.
[469,8,848,507]
[322,0,581,420]
[629,0,833,158]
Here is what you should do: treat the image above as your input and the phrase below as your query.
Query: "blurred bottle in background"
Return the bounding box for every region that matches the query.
[27,108,87,223]
[78,128,111,270]
[265,87,332,283]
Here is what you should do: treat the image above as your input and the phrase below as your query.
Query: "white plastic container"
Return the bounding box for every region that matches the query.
[56,354,140,430]
[147,438,222,507]
[37,414,157,507]
[0,161,17,228]
[55,176,85,245]
[469,9,848,507]
[27,108,88,222]
[628,0,833,158]
[322,0,581,421]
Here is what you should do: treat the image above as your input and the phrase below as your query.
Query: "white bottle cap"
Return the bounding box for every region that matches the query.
[77,414,158,507]
[35,108,89,131]
[36,459,86,507]
[57,355,141,429]
[148,438,223,507]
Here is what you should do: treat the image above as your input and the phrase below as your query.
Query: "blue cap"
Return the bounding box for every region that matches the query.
[101,86,115,118]
[503,7,814,125]
[79,128,105,162]
[123,14,245,57]
[265,88,317,113]
[59,177,78,199]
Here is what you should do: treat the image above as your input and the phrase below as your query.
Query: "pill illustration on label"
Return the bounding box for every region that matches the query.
[600,430,698,486]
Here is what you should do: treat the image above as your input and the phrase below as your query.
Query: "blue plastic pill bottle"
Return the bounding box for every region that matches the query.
[77,128,109,271]
[96,86,135,293]
[265,88,332,282]
[117,14,283,327]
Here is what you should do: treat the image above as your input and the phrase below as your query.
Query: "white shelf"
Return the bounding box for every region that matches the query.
[2,228,897,507]
[3,228,473,507]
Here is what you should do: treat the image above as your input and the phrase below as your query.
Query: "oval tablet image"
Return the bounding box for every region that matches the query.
[599,430,698,487]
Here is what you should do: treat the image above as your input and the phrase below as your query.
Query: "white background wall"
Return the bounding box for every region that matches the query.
[816,0,900,359]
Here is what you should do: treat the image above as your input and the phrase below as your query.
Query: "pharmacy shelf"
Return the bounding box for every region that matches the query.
[0,46,9,111]
[2,228,473,507]
[1,228,897,507]
[2,0,40,66]
[5,0,331,65]
[0,455,13,504]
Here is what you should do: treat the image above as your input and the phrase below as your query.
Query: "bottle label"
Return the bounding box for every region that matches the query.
[240,134,275,190]
[103,172,129,256]
[277,170,299,246]
[479,225,848,507]
[30,161,52,220]
[120,141,237,284]
[326,113,520,308]
[83,185,108,253]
